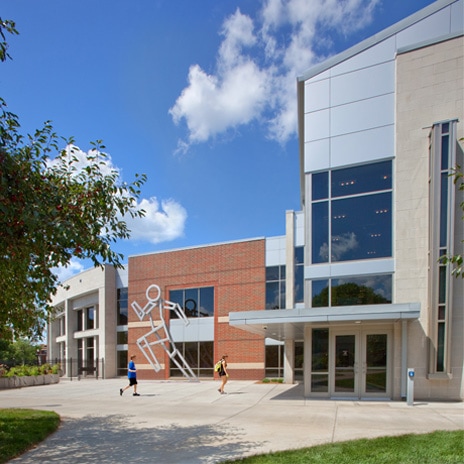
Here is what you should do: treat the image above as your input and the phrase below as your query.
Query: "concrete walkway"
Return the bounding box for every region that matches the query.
[1,378,462,463]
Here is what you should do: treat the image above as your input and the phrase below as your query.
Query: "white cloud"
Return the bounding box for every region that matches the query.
[124,197,187,244]
[53,259,85,284]
[47,145,187,246]
[170,0,380,150]
[319,232,358,261]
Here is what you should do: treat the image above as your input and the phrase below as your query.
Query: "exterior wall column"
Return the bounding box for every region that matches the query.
[401,320,408,399]
[284,339,295,384]
[284,211,296,384]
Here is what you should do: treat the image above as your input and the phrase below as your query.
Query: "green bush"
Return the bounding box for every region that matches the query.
[1,364,60,378]
[262,378,284,383]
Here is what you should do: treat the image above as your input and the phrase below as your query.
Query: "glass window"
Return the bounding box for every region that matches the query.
[77,310,83,331]
[331,161,392,197]
[168,287,215,319]
[184,288,197,317]
[311,328,329,393]
[312,201,329,263]
[86,307,95,330]
[294,342,304,381]
[331,275,392,306]
[199,287,214,317]
[169,341,214,377]
[117,351,128,376]
[331,192,391,261]
[311,161,392,264]
[312,171,328,200]
[266,266,280,281]
[311,275,391,307]
[117,331,128,344]
[294,247,304,304]
[117,288,128,325]
[265,344,283,378]
[266,265,286,310]
[266,282,280,310]
[312,279,329,307]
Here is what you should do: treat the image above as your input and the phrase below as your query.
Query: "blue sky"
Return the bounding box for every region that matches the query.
[2,0,436,280]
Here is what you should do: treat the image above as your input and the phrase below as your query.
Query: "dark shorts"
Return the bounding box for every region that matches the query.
[128,377,138,386]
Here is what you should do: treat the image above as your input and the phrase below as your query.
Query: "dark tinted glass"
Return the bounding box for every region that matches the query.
[331,161,391,197]
[331,192,392,261]
[312,171,328,200]
[331,275,392,306]
[312,201,329,263]
[199,287,214,317]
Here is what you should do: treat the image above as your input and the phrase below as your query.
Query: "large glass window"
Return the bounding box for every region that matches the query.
[311,161,392,263]
[266,265,286,309]
[169,287,214,319]
[312,275,392,307]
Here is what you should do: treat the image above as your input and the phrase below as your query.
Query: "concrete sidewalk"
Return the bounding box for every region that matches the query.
[1,378,462,463]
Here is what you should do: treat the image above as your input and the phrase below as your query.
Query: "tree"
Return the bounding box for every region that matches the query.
[0,18,147,341]
[440,162,464,278]
[0,338,38,365]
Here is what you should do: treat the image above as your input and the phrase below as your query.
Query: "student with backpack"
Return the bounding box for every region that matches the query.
[216,354,229,394]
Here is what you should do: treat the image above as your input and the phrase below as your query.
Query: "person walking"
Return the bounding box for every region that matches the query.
[217,354,229,394]
[120,354,140,396]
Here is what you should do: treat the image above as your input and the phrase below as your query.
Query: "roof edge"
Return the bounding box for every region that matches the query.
[297,0,459,83]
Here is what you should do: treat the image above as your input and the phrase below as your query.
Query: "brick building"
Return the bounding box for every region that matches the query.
[48,0,463,400]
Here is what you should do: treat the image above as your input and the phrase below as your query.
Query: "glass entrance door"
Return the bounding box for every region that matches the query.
[331,329,390,399]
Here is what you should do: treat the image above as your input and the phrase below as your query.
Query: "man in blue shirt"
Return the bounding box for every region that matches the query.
[120,354,140,396]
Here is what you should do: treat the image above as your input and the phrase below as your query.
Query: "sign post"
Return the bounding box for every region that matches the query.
[407,368,415,406]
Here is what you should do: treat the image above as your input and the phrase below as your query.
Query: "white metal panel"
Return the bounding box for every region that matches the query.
[305,258,395,280]
[304,108,330,142]
[450,0,464,33]
[305,78,330,112]
[331,61,395,107]
[266,236,286,266]
[295,211,305,247]
[397,8,451,49]
[330,36,396,77]
[306,67,331,83]
[170,318,214,342]
[331,93,394,137]
[330,125,394,168]
[304,138,330,172]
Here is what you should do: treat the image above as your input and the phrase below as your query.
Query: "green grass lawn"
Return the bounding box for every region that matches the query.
[226,430,464,464]
[0,408,60,463]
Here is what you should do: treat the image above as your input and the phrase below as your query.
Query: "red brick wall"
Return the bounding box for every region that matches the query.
[128,239,266,380]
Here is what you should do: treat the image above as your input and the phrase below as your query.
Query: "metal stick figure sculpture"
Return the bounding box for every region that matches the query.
[131,284,196,380]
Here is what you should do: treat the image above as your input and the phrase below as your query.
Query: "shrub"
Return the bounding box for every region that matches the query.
[1,364,60,378]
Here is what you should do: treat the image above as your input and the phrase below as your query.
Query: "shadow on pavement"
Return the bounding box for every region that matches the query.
[270,383,304,400]
[11,414,262,464]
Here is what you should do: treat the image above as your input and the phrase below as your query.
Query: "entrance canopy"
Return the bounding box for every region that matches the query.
[229,303,420,341]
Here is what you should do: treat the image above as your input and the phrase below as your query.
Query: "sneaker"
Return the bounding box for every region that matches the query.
[120,389,123,396]
[133,393,140,396]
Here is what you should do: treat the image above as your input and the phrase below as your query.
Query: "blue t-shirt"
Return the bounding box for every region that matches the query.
[128,360,136,379]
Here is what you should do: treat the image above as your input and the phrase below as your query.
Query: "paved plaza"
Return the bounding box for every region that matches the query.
[0,378,463,463]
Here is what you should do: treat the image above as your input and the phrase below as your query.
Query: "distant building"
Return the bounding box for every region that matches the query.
[48,0,463,400]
